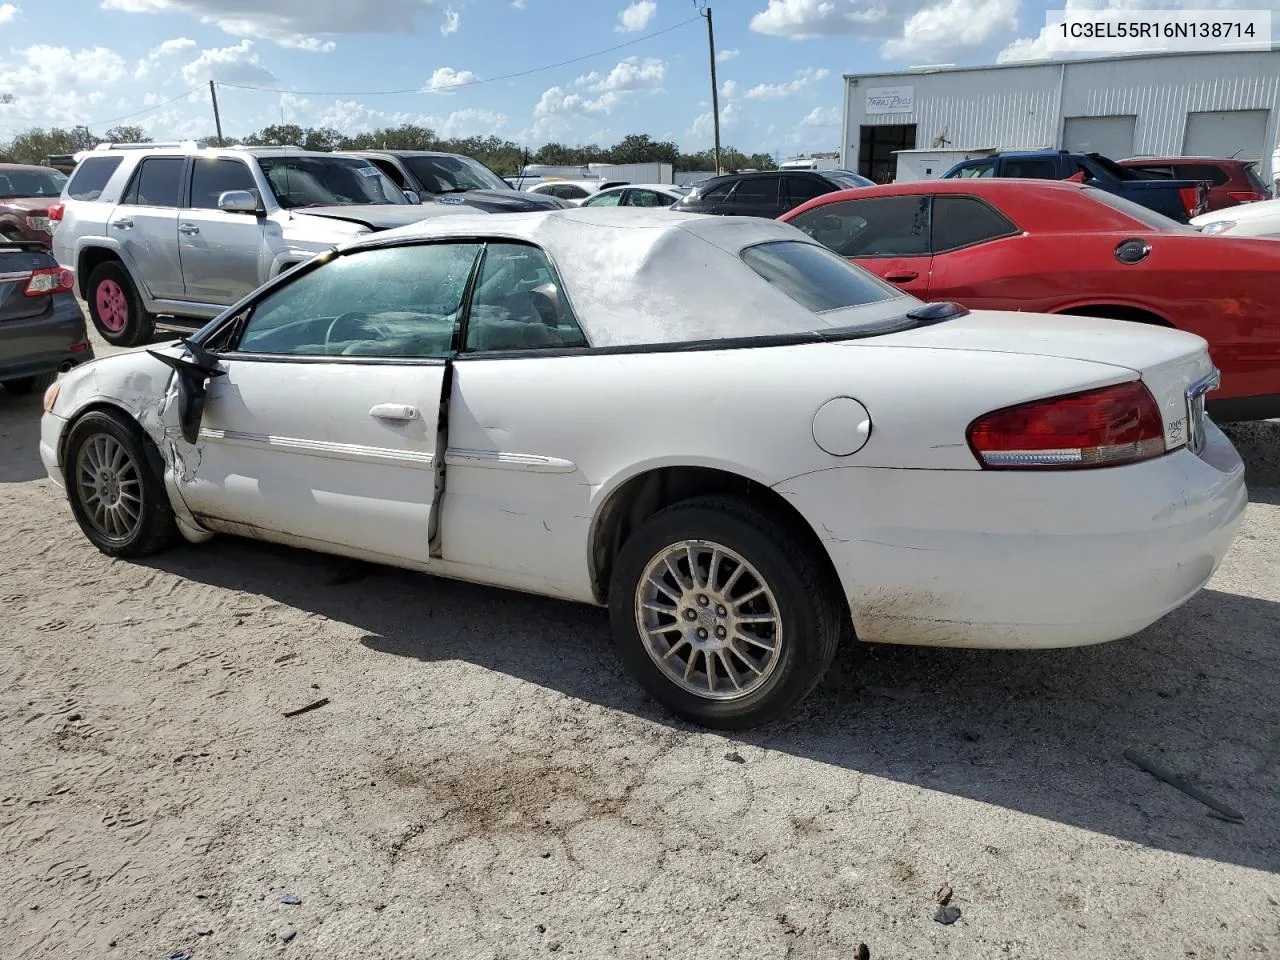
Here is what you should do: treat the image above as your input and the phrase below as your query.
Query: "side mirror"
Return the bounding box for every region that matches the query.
[218,190,262,215]
[403,190,422,205]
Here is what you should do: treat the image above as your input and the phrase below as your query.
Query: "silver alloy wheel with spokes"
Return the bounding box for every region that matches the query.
[75,433,144,542]
[635,539,783,700]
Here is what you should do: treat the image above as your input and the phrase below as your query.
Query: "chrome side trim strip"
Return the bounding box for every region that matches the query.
[444,448,577,474]
[198,427,435,468]
[1185,368,1220,457]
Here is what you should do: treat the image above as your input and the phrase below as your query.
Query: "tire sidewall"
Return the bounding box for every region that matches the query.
[609,502,836,729]
[88,263,153,347]
[64,410,169,557]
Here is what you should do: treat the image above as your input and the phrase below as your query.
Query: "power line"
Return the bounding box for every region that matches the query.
[215,16,701,97]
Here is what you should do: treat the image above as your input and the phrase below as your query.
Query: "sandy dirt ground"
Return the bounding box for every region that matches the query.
[2,325,1278,959]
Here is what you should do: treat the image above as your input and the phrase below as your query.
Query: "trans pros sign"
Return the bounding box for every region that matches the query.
[865,85,914,114]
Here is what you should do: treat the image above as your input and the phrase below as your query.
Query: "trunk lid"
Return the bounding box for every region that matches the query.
[853,308,1216,454]
[0,242,56,322]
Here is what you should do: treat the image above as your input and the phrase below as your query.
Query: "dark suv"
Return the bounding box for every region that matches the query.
[1118,156,1272,211]
[672,170,873,219]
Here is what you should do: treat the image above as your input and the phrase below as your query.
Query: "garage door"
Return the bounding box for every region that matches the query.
[1182,110,1269,162]
[1063,115,1137,159]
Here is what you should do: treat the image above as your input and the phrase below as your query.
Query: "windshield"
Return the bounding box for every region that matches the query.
[1081,187,1187,231]
[257,156,409,209]
[0,168,68,198]
[403,155,510,193]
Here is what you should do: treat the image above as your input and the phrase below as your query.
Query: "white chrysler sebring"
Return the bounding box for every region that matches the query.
[40,208,1246,728]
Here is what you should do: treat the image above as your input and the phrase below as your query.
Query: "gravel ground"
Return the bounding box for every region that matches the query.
[1,325,1278,959]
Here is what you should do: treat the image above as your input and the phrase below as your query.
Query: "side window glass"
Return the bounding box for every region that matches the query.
[584,190,622,207]
[728,177,778,205]
[121,157,185,208]
[697,181,735,201]
[931,196,1019,253]
[465,243,587,352]
[1003,159,1058,179]
[369,159,407,188]
[793,196,930,257]
[628,189,662,207]
[66,156,123,201]
[189,158,257,210]
[236,244,482,358]
[953,162,995,179]
[786,176,830,206]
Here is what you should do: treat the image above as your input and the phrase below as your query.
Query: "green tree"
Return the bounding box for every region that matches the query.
[101,125,150,145]
[2,126,96,165]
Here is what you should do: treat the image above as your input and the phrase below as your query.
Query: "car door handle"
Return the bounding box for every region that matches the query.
[179,223,200,236]
[885,270,919,282]
[110,218,133,230]
[370,403,419,421]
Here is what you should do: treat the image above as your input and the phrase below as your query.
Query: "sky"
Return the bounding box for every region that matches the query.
[0,0,1275,158]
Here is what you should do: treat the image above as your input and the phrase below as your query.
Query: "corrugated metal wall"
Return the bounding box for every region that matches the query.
[844,50,1280,181]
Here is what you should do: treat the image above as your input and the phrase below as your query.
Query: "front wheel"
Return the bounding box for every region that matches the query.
[87,261,155,348]
[63,409,178,557]
[608,496,843,729]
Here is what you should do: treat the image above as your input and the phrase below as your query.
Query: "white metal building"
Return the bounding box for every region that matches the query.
[841,46,1280,185]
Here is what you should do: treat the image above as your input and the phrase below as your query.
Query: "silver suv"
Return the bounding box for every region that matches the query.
[52,142,470,346]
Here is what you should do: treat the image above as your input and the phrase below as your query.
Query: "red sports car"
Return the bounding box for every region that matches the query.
[780,179,1280,421]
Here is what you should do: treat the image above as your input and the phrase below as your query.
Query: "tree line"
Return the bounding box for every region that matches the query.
[0,124,778,175]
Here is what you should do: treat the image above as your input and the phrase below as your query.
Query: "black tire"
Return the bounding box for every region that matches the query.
[63,409,178,558]
[608,495,843,729]
[2,371,57,395]
[86,261,156,347]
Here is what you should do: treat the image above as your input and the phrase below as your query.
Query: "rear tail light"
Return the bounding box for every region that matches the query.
[1226,191,1266,203]
[1178,186,1201,217]
[24,266,74,297]
[967,381,1166,470]
[48,203,64,222]
[25,215,52,233]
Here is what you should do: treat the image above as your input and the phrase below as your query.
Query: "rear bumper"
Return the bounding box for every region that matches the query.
[774,422,1246,649]
[0,295,93,381]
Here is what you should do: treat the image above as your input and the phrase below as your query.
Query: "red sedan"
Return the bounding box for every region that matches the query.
[780,179,1280,421]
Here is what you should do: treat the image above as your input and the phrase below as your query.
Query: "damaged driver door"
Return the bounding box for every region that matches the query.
[171,242,482,567]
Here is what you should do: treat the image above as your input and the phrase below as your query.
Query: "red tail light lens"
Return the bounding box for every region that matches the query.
[1178,186,1200,217]
[24,266,74,297]
[48,203,64,222]
[1226,191,1266,203]
[967,381,1166,470]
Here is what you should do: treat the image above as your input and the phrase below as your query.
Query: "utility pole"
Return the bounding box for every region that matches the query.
[209,80,224,146]
[697,3,722,174]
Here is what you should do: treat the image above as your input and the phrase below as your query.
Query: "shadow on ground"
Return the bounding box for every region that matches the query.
[143,528,1280,876]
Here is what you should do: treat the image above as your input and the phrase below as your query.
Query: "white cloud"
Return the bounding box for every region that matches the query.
[134,35,196,78]
[743,67,828,100]
[276,35,337,52]
[720,79,740,98]
[690,101,741,140]
[616,0,656,32]
[801,105,841,126]
[512,0,525,7]
[438,107,508,138]
[717,47,740,62]
[181,39,276,86]
[0,45,128,129]
[0,3,19,23]
[424,65,478,92]
[750,0,891,39]
[101,0,447,48]
[577,57,666,93]
[883,0,1017,60]
[440,5,459,35]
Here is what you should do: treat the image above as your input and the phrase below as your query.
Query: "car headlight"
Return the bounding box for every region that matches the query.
[1198,220,1236,235]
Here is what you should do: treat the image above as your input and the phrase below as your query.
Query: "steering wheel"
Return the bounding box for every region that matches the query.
[323,311,391,353]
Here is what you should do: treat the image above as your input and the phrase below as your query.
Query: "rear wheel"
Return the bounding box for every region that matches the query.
[64,409,177,557]
[87,261,155,347]
[2,371,57,395]
[608,496,843,729]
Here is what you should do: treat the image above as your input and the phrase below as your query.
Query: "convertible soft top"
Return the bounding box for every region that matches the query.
[357,208,907,346]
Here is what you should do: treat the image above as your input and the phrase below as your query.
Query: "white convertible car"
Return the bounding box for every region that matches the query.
[39,208,1246,728]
